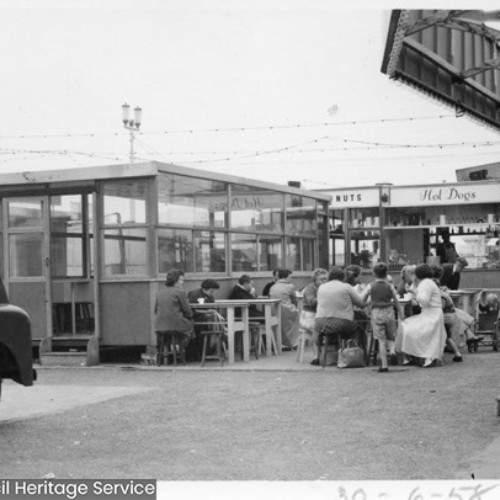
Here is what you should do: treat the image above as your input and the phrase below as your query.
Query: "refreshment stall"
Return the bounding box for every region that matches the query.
[322,180,500,289]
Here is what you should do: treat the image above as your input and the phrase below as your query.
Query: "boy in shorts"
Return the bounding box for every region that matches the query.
[361,262,404,372]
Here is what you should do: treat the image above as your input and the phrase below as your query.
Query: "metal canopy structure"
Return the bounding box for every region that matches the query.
[381,10,500,129]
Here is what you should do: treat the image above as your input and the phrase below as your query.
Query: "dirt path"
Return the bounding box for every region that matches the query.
[0,353,499,481]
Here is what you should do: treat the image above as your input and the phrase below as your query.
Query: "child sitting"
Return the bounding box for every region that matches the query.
[361,262,404,372]
[478,292,500,315]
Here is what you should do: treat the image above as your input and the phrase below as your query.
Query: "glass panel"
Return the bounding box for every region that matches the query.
[286,236,301,271]
[331,209,345,234]
[0,203,3,274]
[8,198,43,228]
[50,194,86,278]
[331,237,346,267]
[51,236,83,277]
[350,230,380,269]
[103,179,149,224]
[230,185,284,232]
[50,195,84,234]
[285,195,317,235]
[158,228,193,273]
[258,235,283,272]
[231,233,258,272]
[158,173,227,227]
[103,228,147,276]
[9,233,43,277]
[194,231,225,273]
[302,239,315,272]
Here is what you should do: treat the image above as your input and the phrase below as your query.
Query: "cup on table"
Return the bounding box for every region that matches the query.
[197,298,205,304]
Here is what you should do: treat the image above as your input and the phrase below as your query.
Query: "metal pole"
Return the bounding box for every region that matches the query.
[129,129,135,163]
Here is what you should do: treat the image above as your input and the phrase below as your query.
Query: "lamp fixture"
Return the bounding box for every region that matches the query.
[121,103,142,163]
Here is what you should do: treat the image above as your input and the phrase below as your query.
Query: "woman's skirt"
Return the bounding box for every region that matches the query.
[396,306,446,360]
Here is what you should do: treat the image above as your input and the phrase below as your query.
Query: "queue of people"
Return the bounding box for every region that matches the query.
[154,258,487,368]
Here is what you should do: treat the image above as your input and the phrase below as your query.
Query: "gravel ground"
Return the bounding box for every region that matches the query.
[0,351,499,481]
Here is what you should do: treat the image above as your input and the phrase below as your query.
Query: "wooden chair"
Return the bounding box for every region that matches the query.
[296,328,312,363]
[471,289,500,352]
[156,331,186,366]
[250,321,277,358]
[473,312,499,352]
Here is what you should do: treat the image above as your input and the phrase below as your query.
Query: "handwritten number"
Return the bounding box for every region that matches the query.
[448,488,463,500]
[464,484,500,500]
[337,486,349,500]
[408,487,424,500]
[352,489,367,500]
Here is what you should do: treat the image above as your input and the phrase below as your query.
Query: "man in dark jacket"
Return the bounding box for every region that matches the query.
[228,275,263,318]
[186,279,221,360]
[436,232,458,264]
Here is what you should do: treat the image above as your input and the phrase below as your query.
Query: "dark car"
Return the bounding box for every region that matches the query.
[0,277,36,400]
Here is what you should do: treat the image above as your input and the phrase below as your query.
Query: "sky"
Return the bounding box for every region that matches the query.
[1,0,500,190]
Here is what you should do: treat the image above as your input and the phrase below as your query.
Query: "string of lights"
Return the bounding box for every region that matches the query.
[0,114,457,140]
[130,139,500,157]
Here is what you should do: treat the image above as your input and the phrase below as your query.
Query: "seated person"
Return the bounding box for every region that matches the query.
[429,265,463,362]
[397,264,420,317]
[396,264,447,367]
[187,279,223,359]
[228,275,263,319]
[154,269,194,357]
[310,266,365,366]
[269,269,300,350]
[187,279,220,305]
[300,268,329,361]
[344,264,369,350]
[262,269,279,297]
[478,292,499,315]
[229,275,264,355]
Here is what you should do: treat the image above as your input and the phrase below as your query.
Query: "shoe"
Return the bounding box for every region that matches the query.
[423,358,434,368]
[378,367,389,373]
[453,356,463,362]
[402,358,414,366]
[310,358,320,366]
[281,346,292,352]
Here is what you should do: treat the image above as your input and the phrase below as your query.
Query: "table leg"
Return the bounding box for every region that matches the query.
[275,302,282,354]
[226,308,235,364]
[264,305,273,355]
[242,308,250,362]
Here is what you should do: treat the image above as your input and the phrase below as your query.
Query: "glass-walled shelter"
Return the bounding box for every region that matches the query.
[0,161,330,354]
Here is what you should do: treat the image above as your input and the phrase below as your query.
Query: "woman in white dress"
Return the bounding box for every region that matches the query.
[396,264,447,367]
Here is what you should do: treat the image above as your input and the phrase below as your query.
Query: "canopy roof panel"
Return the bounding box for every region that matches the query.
[381,9,500,130]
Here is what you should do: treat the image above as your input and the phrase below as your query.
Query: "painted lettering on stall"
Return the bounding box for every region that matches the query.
[214,196,264,211]
[420,187,476,203]
[335,193,362,203]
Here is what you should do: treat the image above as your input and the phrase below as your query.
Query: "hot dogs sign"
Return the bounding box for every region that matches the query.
[391,183,500,207]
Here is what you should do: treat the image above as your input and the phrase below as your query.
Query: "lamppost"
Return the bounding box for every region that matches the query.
[121,103,142,163]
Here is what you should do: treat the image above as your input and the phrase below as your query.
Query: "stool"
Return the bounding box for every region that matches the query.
[296,328,312,363]
[200,330,225,367]
[320,332,340,368]
[156,331,186,366]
